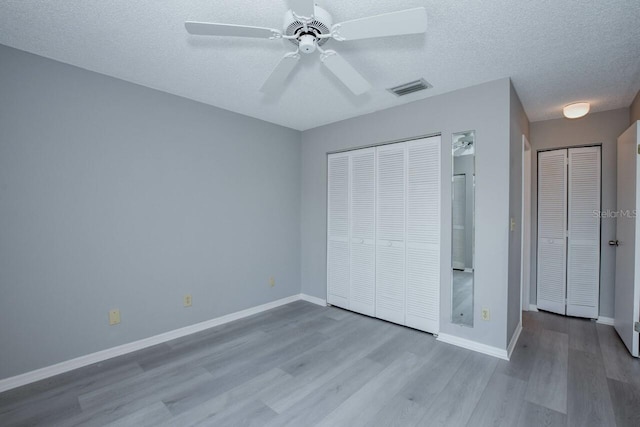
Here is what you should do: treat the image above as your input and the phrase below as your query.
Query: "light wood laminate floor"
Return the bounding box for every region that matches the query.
[1,301,640,426]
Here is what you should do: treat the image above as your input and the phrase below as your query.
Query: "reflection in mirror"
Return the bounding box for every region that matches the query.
[451,131,475,327]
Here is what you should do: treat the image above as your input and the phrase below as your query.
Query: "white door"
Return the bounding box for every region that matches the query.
[452,175,466,270]
[376,143,406,325]
[349,148,376,316]
[327,153,350,309]
[405,136,441,333]
[537,149,568,315]
[615,122,640,357]
[566,147,601,318]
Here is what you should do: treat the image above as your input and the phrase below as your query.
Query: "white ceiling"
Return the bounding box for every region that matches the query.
[1,1,639,130]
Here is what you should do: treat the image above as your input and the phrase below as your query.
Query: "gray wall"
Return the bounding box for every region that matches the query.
[507,83,529,341]
[0,45,302,380]
[529,108,630,318]
[631,89,640,123]
[301,78,513,349]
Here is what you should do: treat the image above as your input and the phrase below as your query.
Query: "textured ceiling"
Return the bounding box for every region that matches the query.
[0,1,639,130]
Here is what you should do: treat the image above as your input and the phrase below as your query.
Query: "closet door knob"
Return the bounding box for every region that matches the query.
[609,240,619,247]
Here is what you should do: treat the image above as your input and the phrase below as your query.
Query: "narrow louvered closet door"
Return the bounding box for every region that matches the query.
[376,143,406,324]
[349,148,376,316]
[327,153,350,309]
[537,149,568,315]
[405,136,441,333]
[567,147,601,318]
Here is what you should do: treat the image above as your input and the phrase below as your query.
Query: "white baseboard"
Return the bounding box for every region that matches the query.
[597,316,615,326]
[507,322,523,359]
[437,333,509,361]
[0,294,307,393]
[300,293,327,307]
[529,304,539,312]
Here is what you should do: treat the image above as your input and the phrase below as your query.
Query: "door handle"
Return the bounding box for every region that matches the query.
[609,240,619,247]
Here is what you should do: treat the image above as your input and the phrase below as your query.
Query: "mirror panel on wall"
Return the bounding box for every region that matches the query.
[451,131,475,327]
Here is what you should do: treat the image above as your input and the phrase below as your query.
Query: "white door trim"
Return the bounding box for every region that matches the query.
[521,135,531,313]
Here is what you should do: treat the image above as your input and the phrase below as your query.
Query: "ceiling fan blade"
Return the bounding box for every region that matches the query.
[260,52,301,93]
[185,22,280,39]
[321,50,371,96]
[289,0,316,18]
[332,7,427,41]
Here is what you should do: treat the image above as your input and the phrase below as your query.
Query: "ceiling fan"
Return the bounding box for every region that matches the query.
[185,1,427,96]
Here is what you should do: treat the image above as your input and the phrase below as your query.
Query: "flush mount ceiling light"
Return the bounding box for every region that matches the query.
[563,102,590,119]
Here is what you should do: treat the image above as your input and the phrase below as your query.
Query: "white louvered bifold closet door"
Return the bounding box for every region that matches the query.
[566,147,601,318]
[405,136,441,333]
[376,143,406,325]
[452,175,466,270]
[537,149,568,315]
[349,148,376,316]
[327,153,350,309]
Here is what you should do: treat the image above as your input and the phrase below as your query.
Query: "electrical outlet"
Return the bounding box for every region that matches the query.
[184,294,192,307]
[109,309,120,326]
[481,308,490,321]
[510,218,516,232]
[269,277,275,287]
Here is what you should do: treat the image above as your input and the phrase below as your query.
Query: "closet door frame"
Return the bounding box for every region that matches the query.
[536,145,602,318]
[325,133,442,334]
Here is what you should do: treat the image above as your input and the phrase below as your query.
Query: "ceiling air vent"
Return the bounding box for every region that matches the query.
[388,79,432,97]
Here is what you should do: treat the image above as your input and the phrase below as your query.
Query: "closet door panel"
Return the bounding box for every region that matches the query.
[349,148,376,316]
[327,154,350,308]
[567,147,601,318]
[405,136,441,333]
[537,149,568,315]
[376,144,406,324]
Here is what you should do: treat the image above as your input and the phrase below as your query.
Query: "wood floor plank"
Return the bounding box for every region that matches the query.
[371,344,469,427]
[261,318,394,413]
[262,357,384,427]
[516,402,567,427]
[495,329,539,381]
[542,312,569,334]
[59,369,214,426]
[167,332,328,415]
[566,348,615,427]
[365,324,435,366]
[596,323,640,388]
[465,372,528,427]
[568,318,599,355]
[160,368,291,427]
[0,362,143,425]
[104,402,172,427]
[315,352,429,427]
[524,329,568,414]
[415,351,498,427]
[607,378,640,427]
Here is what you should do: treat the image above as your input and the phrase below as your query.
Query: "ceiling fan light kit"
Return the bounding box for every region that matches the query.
[185,2,427,96]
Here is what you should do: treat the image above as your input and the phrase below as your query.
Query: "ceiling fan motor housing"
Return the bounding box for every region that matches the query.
[284,5,333,51]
